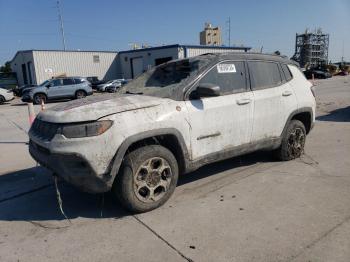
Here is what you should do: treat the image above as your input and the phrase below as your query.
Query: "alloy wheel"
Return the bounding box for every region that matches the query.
[287,127,305,158]
[133,157,173,203]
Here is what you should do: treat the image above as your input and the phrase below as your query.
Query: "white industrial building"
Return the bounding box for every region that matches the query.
[10,44,251,86]
[10,50,118,86]
[118,44,251,79]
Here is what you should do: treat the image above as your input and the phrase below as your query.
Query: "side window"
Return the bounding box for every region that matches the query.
[248,61,282,90]
[198,61,246,95]
[50,79,62,87]
[74,78,85,84]
[281,64,293,82]
[62,78,75,85]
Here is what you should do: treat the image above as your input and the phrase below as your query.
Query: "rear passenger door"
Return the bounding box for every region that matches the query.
[185,61,254,160]
[248,61,289,141]
[279,64,298,124]
[61,78,76,97]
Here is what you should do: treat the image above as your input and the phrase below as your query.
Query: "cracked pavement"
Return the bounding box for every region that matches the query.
[0,76,349,262]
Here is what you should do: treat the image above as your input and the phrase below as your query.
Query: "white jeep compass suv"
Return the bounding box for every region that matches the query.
[29,53,316,213]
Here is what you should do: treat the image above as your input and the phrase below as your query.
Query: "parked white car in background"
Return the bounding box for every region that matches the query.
[0,87,14,104]
[97,79,125,92]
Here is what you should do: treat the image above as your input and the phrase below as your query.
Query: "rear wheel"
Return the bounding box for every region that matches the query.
[33,93,47,105]
[75,90,87,99]
[275,120,306,161]
[0,95,5,104]
[112,145,179,213]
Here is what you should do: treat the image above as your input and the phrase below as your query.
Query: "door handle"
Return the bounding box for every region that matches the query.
[282,90,293,96]
[236,98,251,105]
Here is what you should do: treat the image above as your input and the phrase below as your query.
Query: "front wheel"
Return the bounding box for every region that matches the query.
[0,95,5,104]
[112,145,179,213]
[275,120,306,161]
[33,93,47,105]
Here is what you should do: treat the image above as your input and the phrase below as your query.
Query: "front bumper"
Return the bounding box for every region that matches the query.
[21,94,32,102]
[28,129,117,193]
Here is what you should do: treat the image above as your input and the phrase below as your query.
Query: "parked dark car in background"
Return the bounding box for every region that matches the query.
[13,84,36,97]
[304,69,332,79]
[86,76,106,89]
[105,79,132,93]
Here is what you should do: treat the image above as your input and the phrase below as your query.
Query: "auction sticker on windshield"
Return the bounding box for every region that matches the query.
[217,64,236,73]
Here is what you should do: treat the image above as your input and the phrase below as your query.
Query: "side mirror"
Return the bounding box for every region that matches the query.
[196,83,220,97]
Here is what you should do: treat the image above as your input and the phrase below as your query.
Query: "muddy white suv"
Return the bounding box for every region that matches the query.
[29,53,316,213]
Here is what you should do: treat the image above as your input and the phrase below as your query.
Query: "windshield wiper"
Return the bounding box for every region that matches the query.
[125,91,143,95]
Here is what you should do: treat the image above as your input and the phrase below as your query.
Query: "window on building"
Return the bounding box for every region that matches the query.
[198,61,247,95]
[248,61,282,90]
[62,78,75,85]
[93,55,100,63]
[281,64,293,82]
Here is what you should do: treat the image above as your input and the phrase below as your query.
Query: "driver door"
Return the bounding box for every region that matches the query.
[47,79,63,98]
[184,61,254,160]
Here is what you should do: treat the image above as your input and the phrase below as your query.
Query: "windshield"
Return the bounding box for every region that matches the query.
[118,56,213,99]
[39,80,50,86]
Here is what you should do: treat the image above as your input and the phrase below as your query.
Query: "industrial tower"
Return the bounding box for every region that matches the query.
[292,28,329,68]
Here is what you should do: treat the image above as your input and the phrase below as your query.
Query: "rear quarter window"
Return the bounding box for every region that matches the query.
[248,61,282,90]
[281,64,293,82]
[74,78,85,84]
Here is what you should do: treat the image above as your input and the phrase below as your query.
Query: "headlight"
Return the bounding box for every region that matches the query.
[61,120,113,138]
[7,90,13,93]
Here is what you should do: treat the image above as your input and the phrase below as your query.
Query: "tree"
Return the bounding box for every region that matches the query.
[0,61,12,73]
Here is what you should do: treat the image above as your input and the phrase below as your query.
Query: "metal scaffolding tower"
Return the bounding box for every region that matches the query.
[292,28,329,68]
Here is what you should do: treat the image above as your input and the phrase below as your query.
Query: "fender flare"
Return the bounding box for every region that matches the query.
[107,128,190,184]
[281,107,314,136]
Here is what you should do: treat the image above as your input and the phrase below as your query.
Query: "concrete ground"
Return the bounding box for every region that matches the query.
[0,76,349,262]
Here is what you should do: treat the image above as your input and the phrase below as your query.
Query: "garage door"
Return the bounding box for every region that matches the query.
[131,57,144,78]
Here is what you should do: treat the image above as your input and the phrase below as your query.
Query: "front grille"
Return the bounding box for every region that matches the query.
[30,118,61,141]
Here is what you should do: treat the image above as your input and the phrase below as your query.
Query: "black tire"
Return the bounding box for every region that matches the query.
[33,93,47,105]
[275,120,306,161]
[0,95,5,104]
[112,145,179,213]
[75,90,87,99]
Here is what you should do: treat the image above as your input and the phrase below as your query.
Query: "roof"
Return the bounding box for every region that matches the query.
[118,44,252,54]
[10,49,117,63]
[195,52,298,66]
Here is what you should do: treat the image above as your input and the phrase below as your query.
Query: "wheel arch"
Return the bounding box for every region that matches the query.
[75,89,87,95]
[108,128,190,183]
[282,107,314,135]
[33,92,47,103]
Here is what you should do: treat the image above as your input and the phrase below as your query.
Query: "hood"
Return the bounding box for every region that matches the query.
[22,86,38,94]
[37,94,164,123]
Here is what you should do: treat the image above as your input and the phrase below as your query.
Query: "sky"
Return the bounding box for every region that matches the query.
[0,0,349,65]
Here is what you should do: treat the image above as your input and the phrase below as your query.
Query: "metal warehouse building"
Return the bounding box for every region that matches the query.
[10,44,251,86]
[10,50,118,86]
[118,44,251,79]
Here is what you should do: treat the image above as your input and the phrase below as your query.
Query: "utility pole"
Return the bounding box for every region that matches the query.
[341,39,344,63]
[226,17,231,46]
[57,0,66,50]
